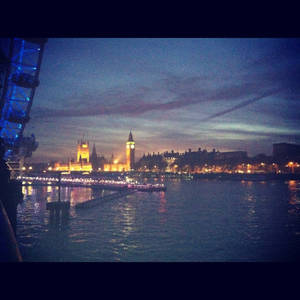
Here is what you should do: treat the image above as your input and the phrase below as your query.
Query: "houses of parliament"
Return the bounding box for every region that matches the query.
[54,131,135,172]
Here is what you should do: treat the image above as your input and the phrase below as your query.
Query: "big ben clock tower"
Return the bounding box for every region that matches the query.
[126,131,135,171]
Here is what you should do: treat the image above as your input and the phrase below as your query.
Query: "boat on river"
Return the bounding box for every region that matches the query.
[128,183,166,192]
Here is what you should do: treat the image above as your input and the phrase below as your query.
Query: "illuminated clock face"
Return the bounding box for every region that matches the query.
[126,145,130,149]
[131,145,135,149]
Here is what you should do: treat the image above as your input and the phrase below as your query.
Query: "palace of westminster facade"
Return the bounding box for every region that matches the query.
[54,131,135,172]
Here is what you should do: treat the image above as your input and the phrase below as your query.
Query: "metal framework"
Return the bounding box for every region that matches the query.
[0,38,47,164]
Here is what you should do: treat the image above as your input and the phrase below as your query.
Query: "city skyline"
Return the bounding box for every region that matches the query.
[21,38,300,162]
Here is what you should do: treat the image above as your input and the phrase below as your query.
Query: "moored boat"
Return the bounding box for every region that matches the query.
[128,183,166,192]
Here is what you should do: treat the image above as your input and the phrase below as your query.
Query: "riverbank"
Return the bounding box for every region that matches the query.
[193,173,300,181]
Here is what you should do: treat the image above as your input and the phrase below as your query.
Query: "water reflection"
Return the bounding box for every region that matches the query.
[158,191,167,225]
[287,180,300,216]
[60,187,71,203]
[48,208,70,231]
[19,186,103,229]
[17,180,300,262]
[70,188,90,206]
[69,187,105,206]
[242,182,260,244]
[110,198,138,260]
[120,201,135,237]
[158,192,167,214]
[288,180,300,205]
[245,196,257,219]
[246,192,256,216]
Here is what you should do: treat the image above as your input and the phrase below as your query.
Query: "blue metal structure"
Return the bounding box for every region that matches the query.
[0,38,47,161]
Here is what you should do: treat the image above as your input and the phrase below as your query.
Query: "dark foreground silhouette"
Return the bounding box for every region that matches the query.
[0,138,23,233]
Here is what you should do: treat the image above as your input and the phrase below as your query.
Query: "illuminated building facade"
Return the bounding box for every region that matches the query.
[54,139,92,172]
[103,161,127,172]
[77,139,90,162]
[104,131,135,172]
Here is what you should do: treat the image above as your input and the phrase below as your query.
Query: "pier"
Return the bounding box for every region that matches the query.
[45,173,70,225]
[46,201,70,219]
[75,189,136,209]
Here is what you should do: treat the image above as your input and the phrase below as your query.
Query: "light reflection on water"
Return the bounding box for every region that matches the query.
[16,180,300,262]
[288,180,300,205]
[287,180,300,217]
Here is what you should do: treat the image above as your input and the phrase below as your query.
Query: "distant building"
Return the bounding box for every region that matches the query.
[104,131,135,172]
[54,139,92,172]
[215,151,248,161]
[163,151,180,172]
[273,143,300,161]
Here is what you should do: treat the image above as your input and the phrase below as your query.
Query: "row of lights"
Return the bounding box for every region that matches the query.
[22,161,299,174]
[18,175,165,188]
[18,175,128,185]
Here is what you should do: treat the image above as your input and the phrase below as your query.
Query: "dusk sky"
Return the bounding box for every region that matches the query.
[24,38,300,163]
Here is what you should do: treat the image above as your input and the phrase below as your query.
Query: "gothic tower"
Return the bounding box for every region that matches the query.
[77,139,89,163]
[126,131,135,171]
[90,143,98,171]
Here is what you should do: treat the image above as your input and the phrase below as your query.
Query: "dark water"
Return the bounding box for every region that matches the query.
[16,179,300,261]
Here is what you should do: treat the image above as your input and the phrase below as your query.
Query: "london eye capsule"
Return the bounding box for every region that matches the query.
[7,110,30,124]
[11,72,39,88]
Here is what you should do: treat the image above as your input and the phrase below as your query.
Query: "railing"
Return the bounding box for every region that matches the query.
[0,199,22,262]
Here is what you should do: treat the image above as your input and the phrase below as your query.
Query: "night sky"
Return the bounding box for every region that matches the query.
[23,38,300,163]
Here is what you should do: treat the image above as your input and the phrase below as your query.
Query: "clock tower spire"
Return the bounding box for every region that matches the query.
[126,130,135,171]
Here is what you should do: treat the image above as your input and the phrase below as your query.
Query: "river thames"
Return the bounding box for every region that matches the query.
[16,178,300,262]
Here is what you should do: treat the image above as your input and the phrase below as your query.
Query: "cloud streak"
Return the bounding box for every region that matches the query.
[200,88,282,122]
[32,75,285,120]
